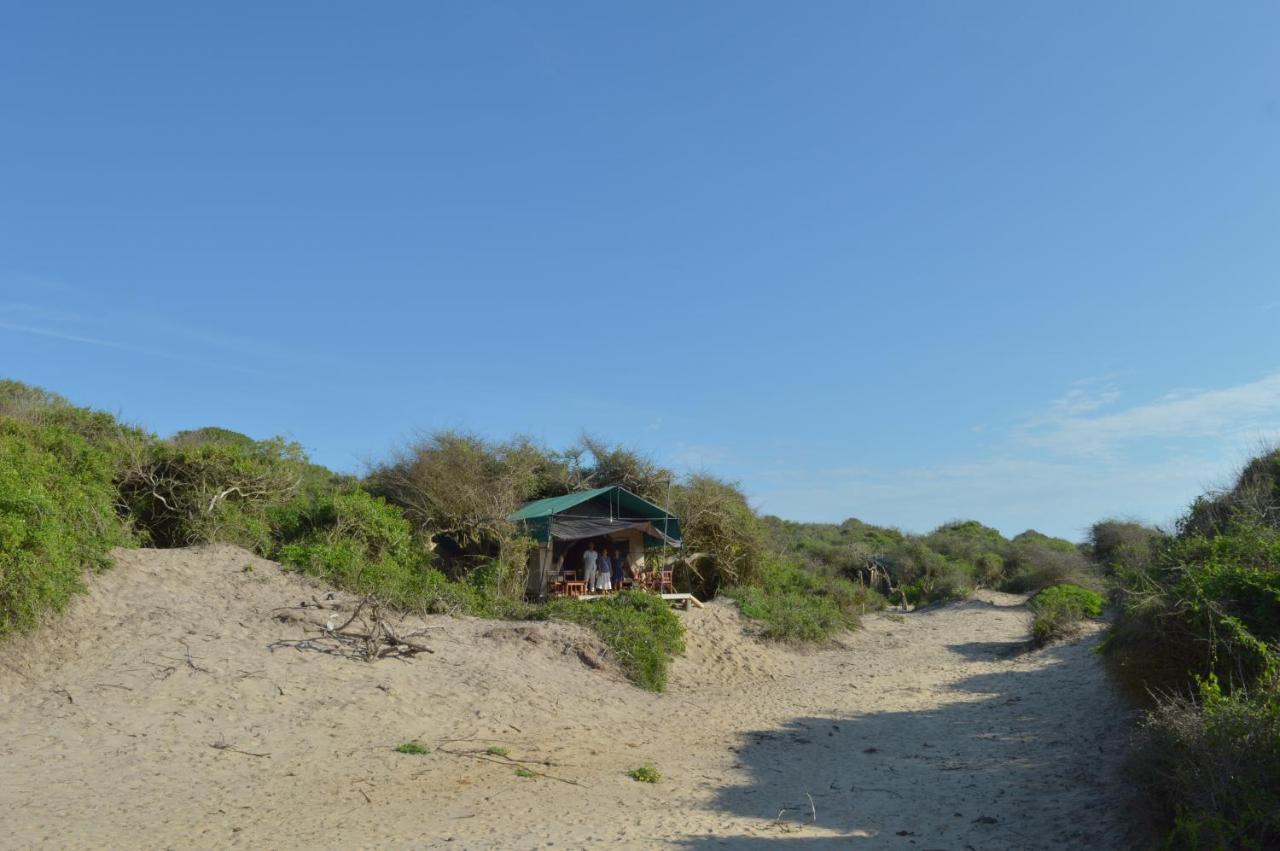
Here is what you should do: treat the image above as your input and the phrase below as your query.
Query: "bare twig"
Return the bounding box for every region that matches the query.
[435,746,582,786]
[271,595,436,661]
[210,740,270,758]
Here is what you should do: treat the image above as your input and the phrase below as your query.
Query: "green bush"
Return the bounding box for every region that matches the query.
[727,558,883,642]
[669,474,768,597]
[274,488,442,608]
[1107,524,1280,696]
[0,379,148,454]
[1088,519,1164,576]
[0,420,131,636]
[548,591,685,691]
[1133,676,1280,849]
[117,435,306,550]
[1105,449,1280,845]
[886,539,973,605]
[1001,542,1097,594]
[1028,583,1103,645]
[627,764,661,783]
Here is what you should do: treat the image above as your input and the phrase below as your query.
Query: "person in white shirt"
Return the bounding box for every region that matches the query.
[582,542,599,591]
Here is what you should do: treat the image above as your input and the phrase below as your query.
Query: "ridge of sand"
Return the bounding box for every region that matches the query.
[0,546,1138,849]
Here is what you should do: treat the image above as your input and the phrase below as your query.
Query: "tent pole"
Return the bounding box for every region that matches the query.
[662,476,673,584]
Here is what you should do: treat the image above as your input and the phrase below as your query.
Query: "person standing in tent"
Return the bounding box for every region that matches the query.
[597,548,613,592]
[612,548,626,590]
[582,541,599,592]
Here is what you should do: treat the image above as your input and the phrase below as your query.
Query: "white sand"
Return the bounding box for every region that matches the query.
[0,546,1139,849]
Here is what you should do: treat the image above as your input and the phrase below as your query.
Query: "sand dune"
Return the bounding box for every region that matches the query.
[0,546,1139,849]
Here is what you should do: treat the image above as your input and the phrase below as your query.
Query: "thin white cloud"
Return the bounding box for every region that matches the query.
[749,372,1280,538]
[0,320,153,354]
[1023,370,1280,457]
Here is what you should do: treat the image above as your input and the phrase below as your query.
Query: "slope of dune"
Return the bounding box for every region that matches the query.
[0,546,1139,849]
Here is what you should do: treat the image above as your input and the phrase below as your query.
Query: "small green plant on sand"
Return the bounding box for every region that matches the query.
[514,767,535,778]
[1028,583,1104,645]
[485,745,510,757]
[394,741,429,755]
[627,764,661,783]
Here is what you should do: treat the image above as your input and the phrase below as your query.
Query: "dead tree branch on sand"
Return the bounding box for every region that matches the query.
[269,595,438,662]
[434,745,582,786]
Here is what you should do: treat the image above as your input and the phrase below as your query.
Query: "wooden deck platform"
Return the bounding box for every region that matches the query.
[577,592,704,610]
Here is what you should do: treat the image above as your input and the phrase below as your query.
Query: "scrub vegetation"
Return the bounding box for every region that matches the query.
[1027,583,1104,645]
[1101,451,1280,849]
[763,514,1099,607]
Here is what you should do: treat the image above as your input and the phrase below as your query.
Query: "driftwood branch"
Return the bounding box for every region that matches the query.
[270,595,438,661]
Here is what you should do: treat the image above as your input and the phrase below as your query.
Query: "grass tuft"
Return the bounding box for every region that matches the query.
[394,741,429,755]
[627,764,661,783]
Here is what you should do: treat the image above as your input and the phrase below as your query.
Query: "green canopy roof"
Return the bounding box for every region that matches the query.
[510,486,682,545]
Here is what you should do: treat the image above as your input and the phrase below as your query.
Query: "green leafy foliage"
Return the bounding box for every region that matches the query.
[394,741,429,755]
[1028,583,1103,645]
[1105,449,1280,845]
[669,474,767,597]
[765,514,1097,606]
[727,558,884,642]
[274,488,441,608]
[1134,675,1280,849]
[548,591,685,692]
[0,419,132,636]
[627,764,661,783]
[1087,519,1164,576]
[117,435,309,550]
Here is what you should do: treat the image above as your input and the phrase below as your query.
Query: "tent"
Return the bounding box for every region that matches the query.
[510,486,682,597]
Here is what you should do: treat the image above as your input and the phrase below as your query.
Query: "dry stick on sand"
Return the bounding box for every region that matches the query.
[270,595,439,661]
[210,740,271,758]
[434,746,583,787]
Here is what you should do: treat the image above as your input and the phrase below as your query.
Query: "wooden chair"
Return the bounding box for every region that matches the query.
[659,570,675,593]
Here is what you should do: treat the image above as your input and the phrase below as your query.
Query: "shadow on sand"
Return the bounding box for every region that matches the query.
[674,637,1142,850]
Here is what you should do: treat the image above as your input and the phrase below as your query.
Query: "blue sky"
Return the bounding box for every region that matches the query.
[3,2,1278,540]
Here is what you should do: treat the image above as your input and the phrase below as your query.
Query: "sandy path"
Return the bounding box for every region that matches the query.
[0,547,1138,849]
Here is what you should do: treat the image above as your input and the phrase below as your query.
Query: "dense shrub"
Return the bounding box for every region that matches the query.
[1028,583,1103,645]
[727,558,883,642]
[1108,524,1280,695]
[1180,450,1280,538]
[274,488,438,607]
[1088,519,1164,576]
[548,591,685,691]
[1105,449,1280,845]
[117,435,307,550]
[764,513,1099,605]
[0,420,131,635]
[669,474,766,597]
[1133,675,1280,849]
[366,430,551,592]
[1001,541,1097,593]
[884,538,971,605]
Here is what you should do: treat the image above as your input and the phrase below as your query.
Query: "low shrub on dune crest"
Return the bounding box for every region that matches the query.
[1027,583,1103,645]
